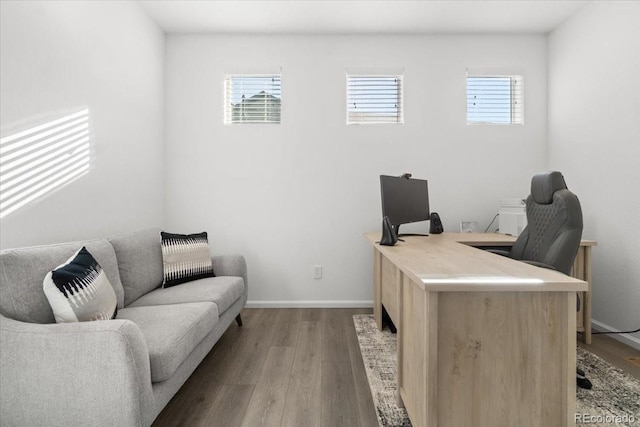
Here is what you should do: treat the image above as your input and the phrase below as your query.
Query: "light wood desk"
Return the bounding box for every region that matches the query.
[447,233,596,344]
[366,232,589,427]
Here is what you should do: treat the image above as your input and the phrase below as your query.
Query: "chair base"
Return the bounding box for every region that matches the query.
[577,367,592,389]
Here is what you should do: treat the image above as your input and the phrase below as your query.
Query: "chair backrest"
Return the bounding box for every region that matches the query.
[510,171,583,275]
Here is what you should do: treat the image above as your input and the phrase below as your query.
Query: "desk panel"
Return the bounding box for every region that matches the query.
[381,255,399,326]
[436,291,575,427]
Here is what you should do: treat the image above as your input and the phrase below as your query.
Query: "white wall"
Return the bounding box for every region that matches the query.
[165,34,548,305]
[0,0,165,249]
[548,1,640,347]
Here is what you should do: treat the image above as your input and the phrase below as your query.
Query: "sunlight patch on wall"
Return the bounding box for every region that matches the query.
[0,109,91,219]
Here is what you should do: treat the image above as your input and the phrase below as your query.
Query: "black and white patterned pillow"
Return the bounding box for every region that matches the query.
[161,231,215,288]
[43,247,118,323]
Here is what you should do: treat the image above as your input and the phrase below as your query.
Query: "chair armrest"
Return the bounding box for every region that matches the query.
[484,250,558,272]
[212,255,248,299]
[522,260,558,271]
[486,249,511,257]
[0,315,155,427]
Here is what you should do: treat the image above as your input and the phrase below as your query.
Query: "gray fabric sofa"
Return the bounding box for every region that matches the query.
[0,228,247,427]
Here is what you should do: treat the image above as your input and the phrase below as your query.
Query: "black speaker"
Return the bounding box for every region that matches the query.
[379,216,398,246]
[429,212,444,234]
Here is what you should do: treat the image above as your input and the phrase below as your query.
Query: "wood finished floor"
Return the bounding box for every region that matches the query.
[153,308,640,427]
[578,333,640,380]
[152,308,379,427]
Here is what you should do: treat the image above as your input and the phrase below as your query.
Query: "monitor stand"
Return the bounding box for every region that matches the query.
[395,225,429,238]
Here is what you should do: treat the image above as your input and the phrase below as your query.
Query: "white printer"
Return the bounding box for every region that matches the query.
[499,198,527,236]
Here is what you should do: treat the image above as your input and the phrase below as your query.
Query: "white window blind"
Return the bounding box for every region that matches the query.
[224,74,281,124]
[347,75,403,124]
[467,75,523,125]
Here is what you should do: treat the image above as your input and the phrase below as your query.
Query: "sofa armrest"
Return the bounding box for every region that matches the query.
[212,255,248,299]
[0,315,155,427]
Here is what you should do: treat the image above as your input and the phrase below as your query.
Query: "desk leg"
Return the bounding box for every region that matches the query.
[584,247,593,344]
[396,268,405,408]
[374,249,383,330]
[565,292,578,426]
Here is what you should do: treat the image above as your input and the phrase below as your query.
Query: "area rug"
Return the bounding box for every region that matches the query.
[353,314,640,427]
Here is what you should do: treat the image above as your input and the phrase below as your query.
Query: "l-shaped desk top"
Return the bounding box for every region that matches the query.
[365,231,593,427]
[365,232,589,292]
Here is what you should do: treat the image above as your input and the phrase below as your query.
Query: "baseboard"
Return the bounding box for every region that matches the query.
[245,300,374,308]
[591,319,640,350]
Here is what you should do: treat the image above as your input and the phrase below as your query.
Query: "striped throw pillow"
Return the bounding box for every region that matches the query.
[161,231,215,288]
[43,247,117,323]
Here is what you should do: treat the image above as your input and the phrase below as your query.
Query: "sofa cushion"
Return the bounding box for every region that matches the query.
[117,302,218,382]
[128,276,244,315]
[109,228,164,307]
[0,239,124,324]
[43,247,118,323]
[161,231,215,288]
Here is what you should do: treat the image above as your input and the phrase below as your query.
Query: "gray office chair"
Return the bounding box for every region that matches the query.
[494,171,591,388]
[508,171,583,275]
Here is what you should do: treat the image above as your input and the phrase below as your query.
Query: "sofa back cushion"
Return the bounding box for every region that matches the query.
[0,239,124,324]
[109,228,163,306]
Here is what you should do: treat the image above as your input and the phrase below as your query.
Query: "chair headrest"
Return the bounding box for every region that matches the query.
[531,171,567,204]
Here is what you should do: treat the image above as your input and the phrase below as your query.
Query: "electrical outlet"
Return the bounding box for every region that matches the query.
[313,265,323,279]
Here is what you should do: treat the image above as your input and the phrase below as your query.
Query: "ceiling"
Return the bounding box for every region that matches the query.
[138,0,589,35]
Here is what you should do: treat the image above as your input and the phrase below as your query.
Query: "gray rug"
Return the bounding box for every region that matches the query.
[353,314,640,427]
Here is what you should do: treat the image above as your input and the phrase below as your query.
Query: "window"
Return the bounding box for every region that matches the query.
[224,74,281,124]
[466,75,523,124]
[347,74,403,124]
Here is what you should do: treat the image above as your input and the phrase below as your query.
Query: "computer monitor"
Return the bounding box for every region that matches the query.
[380,174,430,236]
